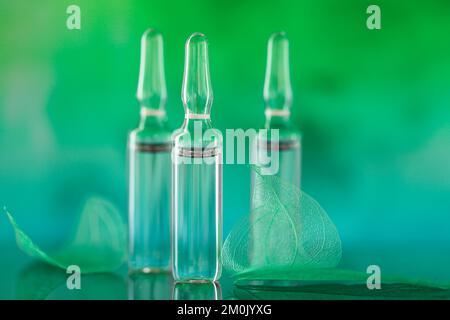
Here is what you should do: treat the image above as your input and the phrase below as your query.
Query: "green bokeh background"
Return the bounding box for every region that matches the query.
[1,0,450,298]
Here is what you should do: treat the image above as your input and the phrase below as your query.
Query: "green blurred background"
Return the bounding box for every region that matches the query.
[1,0,450,298]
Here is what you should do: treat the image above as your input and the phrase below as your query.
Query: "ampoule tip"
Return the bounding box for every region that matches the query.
[137,28,167,110]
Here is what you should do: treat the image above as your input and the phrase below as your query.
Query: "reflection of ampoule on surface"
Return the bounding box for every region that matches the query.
[173,282,222,300]
[128,273,173,300]
[254,32,301,190]
[172,33,223,283]
[128,29,172,273]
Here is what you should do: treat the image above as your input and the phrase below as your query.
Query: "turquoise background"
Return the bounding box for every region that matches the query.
[1,0,450,298]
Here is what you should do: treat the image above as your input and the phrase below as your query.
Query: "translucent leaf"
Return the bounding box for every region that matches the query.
[222,166,342,277]
[231,267,450,299]
[5,197,127,273]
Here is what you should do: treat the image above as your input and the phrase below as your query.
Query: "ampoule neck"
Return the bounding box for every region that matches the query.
[265,112,291,129]
[181,116,212,132]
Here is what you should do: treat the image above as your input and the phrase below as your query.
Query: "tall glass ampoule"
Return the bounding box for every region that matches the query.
[129,29,171,273]
[254,32,301,190]
[172,33,222,283]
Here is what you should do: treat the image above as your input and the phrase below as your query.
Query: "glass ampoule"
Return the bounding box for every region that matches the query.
[254,32,301,189]
[172,33,222,283]
[128,29,172,273]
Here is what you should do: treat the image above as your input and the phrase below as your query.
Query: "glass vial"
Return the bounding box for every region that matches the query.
[253,32,301,190]
[128,29,172,273]
[172,33,223,283]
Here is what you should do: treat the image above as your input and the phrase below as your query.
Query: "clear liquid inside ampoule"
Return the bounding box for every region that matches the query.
[271,139,301,189]
[129,142,171,272]
[250,138,301,266]
[172,147,222,283]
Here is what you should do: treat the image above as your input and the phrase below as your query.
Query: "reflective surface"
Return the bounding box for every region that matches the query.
[128,272,173,300]
[173,282,222,300]
[2,239,449,300]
